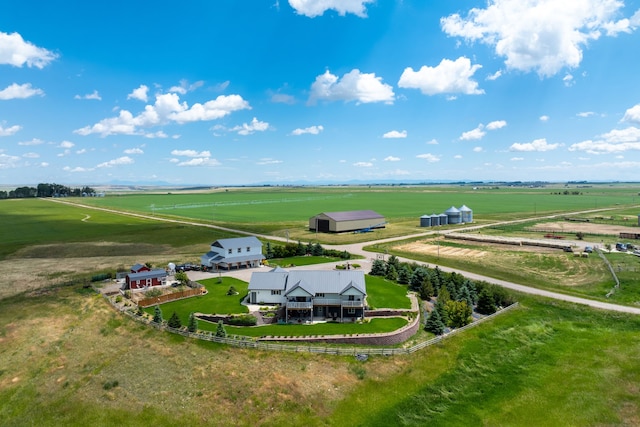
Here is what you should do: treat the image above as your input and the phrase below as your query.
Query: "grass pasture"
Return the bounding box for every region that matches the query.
[2,283,640,426]
[365,275,412,309]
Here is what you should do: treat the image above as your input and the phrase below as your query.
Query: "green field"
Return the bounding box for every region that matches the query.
[1,284,640,426]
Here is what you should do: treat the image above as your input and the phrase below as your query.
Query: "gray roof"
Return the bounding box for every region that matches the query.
[445,206,460,214]
[127,269,167,281]
[248,271,289,291]
[211,236,262,249]
[249,269,366,296]
[314,210,384,222]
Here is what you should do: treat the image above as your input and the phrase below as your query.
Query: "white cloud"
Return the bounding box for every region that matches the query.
[177,157,221,167]
[0,153,20,169]
[510,138,560,152]
[271,93,296,104]
[398,57,484,96]
[289,0,374,18]
[0,83,44,100]
[540,115,550,122]
[309,69,395,104]
[171,149,211,157]
[510,157,524,161]
[486,70,502,80]
[76,148,87,154]
[18,138,43,145]
[22,152,39,158]
[124,148,144,154]
[75,93,250,136]
[291,125,324,135]
[353,161,373,167]
[563,73,574,87]
[0,31,57,68]
[40,162,48,167]
[622,104,640,124]
[441,0,634,77]
[127,85,149,102]
[0,124,21,136]
[169,79,204,94]
[230,117,270,135]
[384,156,400,161]
[473,146,484,152]
[569,126,640,154]
[416,153,441,163]
[143,131,168,139]
[383,130,407,139]
[577,111,595,118]
[59,140,75,149]
[454,154,463,159]
[460,125,486,141]
[256,158,283,165]
[426,139,439,145]
[486,120,507,130]
[96,156,134,168]
[74,90,101,101]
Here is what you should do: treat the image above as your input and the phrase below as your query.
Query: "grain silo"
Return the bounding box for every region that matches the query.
[430,213,440,226]
[439,213,449,225]
[459,205,473,223]
[445,206,461,224]
[420,215,432,227]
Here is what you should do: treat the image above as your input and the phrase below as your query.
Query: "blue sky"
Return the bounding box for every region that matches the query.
[1,0,640,186]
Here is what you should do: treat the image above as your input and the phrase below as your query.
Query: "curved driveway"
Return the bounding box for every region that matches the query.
[46,198,640,315]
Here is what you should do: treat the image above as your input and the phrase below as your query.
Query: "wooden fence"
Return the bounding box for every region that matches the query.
[105,291,518,356]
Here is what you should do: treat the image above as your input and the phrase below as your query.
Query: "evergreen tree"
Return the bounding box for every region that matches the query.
[188,312,198,332]
[425,309,445,335]
[386,255,400,273]
[152,305,163,323]
[136,305,144,316]
[312,242,324,256]
[459,283,474,309]
[296,241,305,256]
[168,311,182,328]
[385,264,398,281]
[476,288,497,315]
[419,277,434,301]
[215,320,227,338]
[175,271,189,286]
[265,242,274,259]
[306,241,313,255]
[465,279,478,305]
[435,285,451,324]
[397,265,412,285]
[410,267,429,291]
[370,259,387,276]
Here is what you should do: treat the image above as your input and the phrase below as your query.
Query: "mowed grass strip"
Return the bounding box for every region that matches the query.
[366,275,412,309]
[265,255,343,267]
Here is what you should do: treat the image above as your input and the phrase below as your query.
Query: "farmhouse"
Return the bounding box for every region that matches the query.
[309,210,386,233]
[125,268,167,290]
[248,268,367,322]
[200,236,265,271]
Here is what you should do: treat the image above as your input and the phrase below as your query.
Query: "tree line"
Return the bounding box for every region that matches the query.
[0,183,97,199]
[264,241,351,260]
[369,255,515,335]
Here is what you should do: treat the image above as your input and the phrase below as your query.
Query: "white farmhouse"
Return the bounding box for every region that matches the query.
[200,236,265,271]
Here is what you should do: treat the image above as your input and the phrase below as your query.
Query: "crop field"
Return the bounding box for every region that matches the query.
[71,184,639,224]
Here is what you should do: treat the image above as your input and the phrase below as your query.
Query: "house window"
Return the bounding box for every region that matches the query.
[146,278,152,286]
[228,249,232,254]
[315,293,325,298]
[348,295,355,301]
[348,308,356,314]
[237,248,241,253]
[246,247,251,252]
[271,290,281,295]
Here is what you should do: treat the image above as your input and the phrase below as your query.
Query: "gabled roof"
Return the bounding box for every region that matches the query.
[284,280,314,297]
[211,236,262,249]
[314,210,384,222]
[131,263,147,272]
[249,269,366,296]
[127,269,167,281]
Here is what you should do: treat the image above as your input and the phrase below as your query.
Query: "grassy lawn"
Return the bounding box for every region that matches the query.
[265,255,344,267]
[365,275,412,309]
[219,317,409,337]
[143,277,249,324]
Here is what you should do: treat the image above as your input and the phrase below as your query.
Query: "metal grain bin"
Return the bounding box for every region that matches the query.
[439,213,449,225]
[459,205,473,223]
[445,206,461,224]
[430,213,440,226]
[420,215,432,227]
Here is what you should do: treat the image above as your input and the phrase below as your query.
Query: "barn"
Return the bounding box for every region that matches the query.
[309,210,386,233]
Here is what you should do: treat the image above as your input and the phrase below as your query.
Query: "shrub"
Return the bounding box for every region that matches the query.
[167,312,182,329]
[227,315,257,326]
[145,288,162,298]
[91,272,112,282]
[215,320,227,338]
[227,286,238,296]
[188,312,198,333]
[103,380,119,390]
[115,295,123,303]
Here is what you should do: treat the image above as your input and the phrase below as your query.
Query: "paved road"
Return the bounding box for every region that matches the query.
[45,198,640,315]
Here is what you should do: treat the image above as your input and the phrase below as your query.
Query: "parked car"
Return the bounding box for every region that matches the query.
[584,246,593,253]
[616,243,628,252]
[563,246,573,252]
